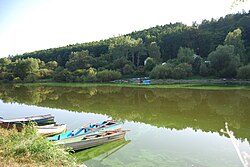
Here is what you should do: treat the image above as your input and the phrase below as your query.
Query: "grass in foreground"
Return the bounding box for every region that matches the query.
[0,124,76,167]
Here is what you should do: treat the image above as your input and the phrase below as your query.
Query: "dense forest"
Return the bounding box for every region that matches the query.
[1,11,250,83]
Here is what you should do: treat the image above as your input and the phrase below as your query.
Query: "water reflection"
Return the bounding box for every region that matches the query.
[0,84,249,142]
[75,139,130,163]
[1,84,250,166]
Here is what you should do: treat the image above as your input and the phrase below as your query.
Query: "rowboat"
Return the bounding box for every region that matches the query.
[48,120,122,141]
[57,130,127,151]
[0,114,55,129]
[37,124,67,136]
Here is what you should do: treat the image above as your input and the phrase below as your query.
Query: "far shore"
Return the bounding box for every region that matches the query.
[9,78,250,90]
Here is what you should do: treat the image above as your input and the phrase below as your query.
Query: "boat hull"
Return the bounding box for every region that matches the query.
[37,124,67,136]
[0,114,55,130]
[60,130,126,151]
[48,120,122,141]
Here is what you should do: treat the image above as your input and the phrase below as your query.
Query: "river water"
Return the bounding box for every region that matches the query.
[0,84,250,167]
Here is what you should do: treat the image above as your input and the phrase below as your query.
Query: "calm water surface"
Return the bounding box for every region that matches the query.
[0,84,250,167]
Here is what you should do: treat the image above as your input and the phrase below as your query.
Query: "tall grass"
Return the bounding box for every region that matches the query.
[0,123,76,167]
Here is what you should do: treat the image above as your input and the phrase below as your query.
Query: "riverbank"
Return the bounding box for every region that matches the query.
[0,124,76,167]
[18,79,250,90]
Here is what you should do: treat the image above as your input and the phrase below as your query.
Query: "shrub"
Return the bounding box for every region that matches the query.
[237,64,250,79]
[96,70,121,82]
[149,63,173,79]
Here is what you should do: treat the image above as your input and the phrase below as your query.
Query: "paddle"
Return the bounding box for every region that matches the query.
[72,120,114,137]
[71,121,95,136]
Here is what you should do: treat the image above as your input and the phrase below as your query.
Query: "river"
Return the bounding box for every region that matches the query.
[0,84,250,167]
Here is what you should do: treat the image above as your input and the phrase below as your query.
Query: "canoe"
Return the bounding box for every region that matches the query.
[48,120,122,141]
[57,130,127,151]
[37,124,67,136]
[0,114,55,129]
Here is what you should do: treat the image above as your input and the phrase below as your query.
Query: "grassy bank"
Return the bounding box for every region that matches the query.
[21,81,250,90]
[0,124,75,167]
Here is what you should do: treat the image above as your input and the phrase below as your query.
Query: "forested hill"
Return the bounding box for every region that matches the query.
[13,11,250,65]
[14,11,250,66]
[129,12,250,60]
[1,11,250,83]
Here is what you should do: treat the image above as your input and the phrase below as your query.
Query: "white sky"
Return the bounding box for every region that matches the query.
[0,0,250,58]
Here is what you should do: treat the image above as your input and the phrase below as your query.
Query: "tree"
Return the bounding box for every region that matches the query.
[148,42,161,63]
[144,57,156,74]
[96,70,121,82]
[0,58,11,72]
[53,67,72,82]
[108,36,131,60]
[149,63,173,79]
[13,58,41,80]
[224,28,247,64]
[122,64,134,75]
[237,64,250,79]
[172,63,193,79]
[45,61,58,70]
[66,50,96,71]
[199,61,209,76]
[108,36,146,67]
[177,47,195,64]
[208,45,240,77]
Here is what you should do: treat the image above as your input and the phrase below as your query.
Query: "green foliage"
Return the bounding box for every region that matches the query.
[13,58,40,80]
[24,73,39,83]
[148,42,161,63]
[150,63,192,79]
[177,47,195,64]
[1,12,250,81]
[85,67,97,82]
[38,69,53,79]
[192,56,202,75]
[172,63,193,79]
[96,70,121,82]
[13,77,22,83]
[53,67,72,82]
[199,61,209,77]
[122,64,135,75]
[237,64,250,79]
[149,63,173,79]
[112,57,130,71]
[108,36,146,67]
[66,50,96,71]
[0,57,11,72]
[224,28,247,64]
[45,61,58,70]
[208,45,240,77]
[0,123,75,166]
[144,57,156,73]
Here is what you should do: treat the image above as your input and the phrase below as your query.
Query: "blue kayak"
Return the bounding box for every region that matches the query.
[47,120,122,141]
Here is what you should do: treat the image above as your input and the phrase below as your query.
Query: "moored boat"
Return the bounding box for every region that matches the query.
[47,120,122,141]
[0,114,55,129]
[57,130,127,151]
[37,124,67,136]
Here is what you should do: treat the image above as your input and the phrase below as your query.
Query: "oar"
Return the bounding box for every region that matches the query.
[71,121,95,136]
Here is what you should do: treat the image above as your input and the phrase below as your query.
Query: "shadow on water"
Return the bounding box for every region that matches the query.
[0,84,250,142]
[74,139,131,163]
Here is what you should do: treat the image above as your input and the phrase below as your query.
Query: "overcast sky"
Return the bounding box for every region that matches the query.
[0,0,250,58]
